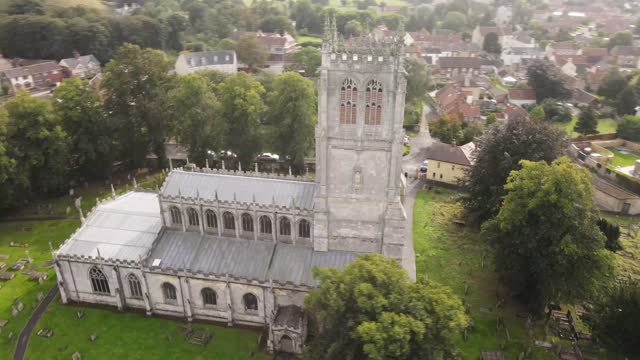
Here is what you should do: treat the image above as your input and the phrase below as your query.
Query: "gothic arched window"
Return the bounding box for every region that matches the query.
[223,211,235,230]
[187,207,199,227]
[365,80,383,125]
[241,213,254,232]
[243,293,258,311]
[339,78,357,125]
[298,219,311,238]
[162,282,177,302]
[259,216,272,234]
[128,273,143,298]
[205,210,217,229]
[201,287,217,306]
[279,217,291,236]
[89,266,110,294]
[170,206,182,225]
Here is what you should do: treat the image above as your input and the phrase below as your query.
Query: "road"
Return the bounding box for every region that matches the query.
[13,285,59,360]
[400,103,434,280]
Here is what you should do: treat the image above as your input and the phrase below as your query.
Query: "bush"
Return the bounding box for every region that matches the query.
[617,115,640,141]
[597,218,622,252]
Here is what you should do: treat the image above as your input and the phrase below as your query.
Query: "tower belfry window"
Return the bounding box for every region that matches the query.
[339,79,357,125]
[365,80,383,125]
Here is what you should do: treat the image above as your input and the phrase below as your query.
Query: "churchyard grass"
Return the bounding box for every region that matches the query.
[0,219,79,359]
[27,300,270,360]
[413,189,555,360]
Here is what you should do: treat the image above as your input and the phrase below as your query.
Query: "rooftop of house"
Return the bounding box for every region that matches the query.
[22,61,62,74]
[508,88,536,100]
[503,47,543,56]
[610,46,640,57]
[59,54,100,69]
[426,142,476,166]
[438,57,482,69]
[555,55,588,67]
[177,50,236,68]
[503,102,529,120]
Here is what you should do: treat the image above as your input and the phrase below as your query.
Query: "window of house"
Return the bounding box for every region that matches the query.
[201,288,217,306]
[437,162,441,168]
[432,172,436,178]
[187,208,199,227]
[339,79,358,125]
[128,274,143,298]
[205,210,217,229]
[259,216,272,234]
[170,206,182,225]
[279,217,291,236]
[241,213,254,232]
[452,165,455,170]
[223,211,235,230]
[298,219,311,238]
[439,174,443,179]
[90,267,110,294]
[243,293,258,311]
[162,283,177,303]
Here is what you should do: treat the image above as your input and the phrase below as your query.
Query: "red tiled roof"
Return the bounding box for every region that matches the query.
[508,88,536,100]
[610,46,640,57]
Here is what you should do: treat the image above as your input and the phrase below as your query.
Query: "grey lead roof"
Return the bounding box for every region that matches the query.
[147,230,358,287]
[162,170,317,210]
[57,192,162,262]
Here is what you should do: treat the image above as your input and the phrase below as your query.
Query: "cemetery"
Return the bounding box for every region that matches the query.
[412,188,639,360]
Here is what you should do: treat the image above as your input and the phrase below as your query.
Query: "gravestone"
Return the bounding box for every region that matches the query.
[0,254,9,260]
[0,319,7,328]
[8,332,14,342]
[11,306,19,318]
[16,301,24,312]
[37,292,44,302]
[76,310,84,319]
[89,334,97,342]
[72,352,82,360]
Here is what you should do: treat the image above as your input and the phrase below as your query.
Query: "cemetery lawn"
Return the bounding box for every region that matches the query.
[413,189,555,360]
[26,300,270,360]
[0,219,80,360]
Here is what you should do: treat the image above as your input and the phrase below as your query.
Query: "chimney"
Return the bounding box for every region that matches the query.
[73,50,80,59]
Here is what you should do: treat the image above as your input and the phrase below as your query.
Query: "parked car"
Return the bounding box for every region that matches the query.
[258,152,280,161]
[419,160,428,173]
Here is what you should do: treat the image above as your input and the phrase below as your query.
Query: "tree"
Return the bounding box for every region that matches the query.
[482,32,502,54]
[607,31,633,50]
[590,282,640,358]
[344,19,363,38]
[289,47,321,77]
[165,13,188,52]
[102,44,173,168]
[597,68,627,100]
[53,78,113,179]
[540,98,572,123]
[597,218,622,252]
[573,106,599,136]
[528,105,545,121]
[259,15,294,35]
[217,72,265,166]
[485,113,497,126]
[462,116,567,222]
[429,116,462,144]
[441,11,467,32]
[7,0,45,15]
[404,57,431,102]
[167,74,225,166]
[4,91,70,196]
[527,60,571,102]
[379,13,404,31]
[0,108,18,210]
[266,73,316,173]
[482,158,612,311]
[304,254,468,360]
[618,115,640,141]
[616,86,637,115]
[235,35,269,69]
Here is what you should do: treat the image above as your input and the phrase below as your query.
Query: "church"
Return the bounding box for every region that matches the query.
[53,18,414,355]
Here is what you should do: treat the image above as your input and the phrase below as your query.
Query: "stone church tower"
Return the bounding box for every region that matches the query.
[313,17,410,266]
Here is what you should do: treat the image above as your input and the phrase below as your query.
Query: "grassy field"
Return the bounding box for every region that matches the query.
[297,35,322,44]
[413,189,555,360]
[26,301,270,360]
[0,219,80,360]
[608,148,640,167]
[554,118,618,138]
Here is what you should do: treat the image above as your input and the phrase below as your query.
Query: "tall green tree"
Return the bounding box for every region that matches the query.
[53,78,114,179]
[217,72,265,166]
[441,11,467,32]
[528,105,545,121]
[0,108,18,210]
[617,115,640,141]
[404,57,431,102]
[429,116,462,144]
[590,282,640,358]
[289,47,321,77]
[102,44,173,167]
[167,74,225,166]
[607,31,633,50]
[540,98,572,123]
[573,106,599,136]
[7,0,45,15]
[304,254,468,360]
[482,32,502,54]
[165,13,188,52]
[527,60,571,102]
[597,68,627,100]
[462,116,567,222]
[4,91,70,196]
[266,73,316,173]
[235,35,269,69]
[616,86,637,115]
[482,158,612,311]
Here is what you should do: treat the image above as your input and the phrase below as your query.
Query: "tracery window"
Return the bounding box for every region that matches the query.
[205,210,217,229]
[241,213,254,232]
[128,274,143,298]
[339,78,358,124]
[201,288,217,306]
[170,206,182,225]
[364,80,383,125]
[162,282,177,302]
[298,219,311,238]
[243,293,258,311]
[187,207,199,227]
[259,216,272,234]
[223,211,235,230]
[279,217,291,236]
[90,267,110,295]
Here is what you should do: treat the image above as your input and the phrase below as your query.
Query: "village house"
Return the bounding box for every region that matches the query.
[59,53,101,79]
[174,50,238,75]
[508,88,537,107]
[437,57,482,77]
[545,41,579,62]
[23,61,64,88]
[0,67,33,92]
[502,33,537,49]
[372,25,414,46]
[555,55,588,77]
[501,47,543,66]
[578,48,609,66]
[425,142,476,186]
[609,46,640,69]
[435,82,481,122]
